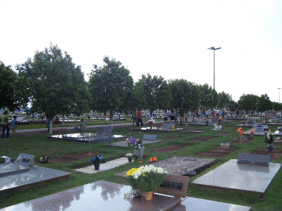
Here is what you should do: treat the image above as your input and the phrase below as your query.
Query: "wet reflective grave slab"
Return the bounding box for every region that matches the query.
[74,157,129,174]
[0,163,30,177]
[173,197,251,211]
[0,180,181,211]
[191,159,281,194]
[115,157,216,177]
[244,130,264,136]
[133,127,184,132]
[104,139,163,147]
[273,130,282,136]
[0,166,70,195]
[47,133,126,143]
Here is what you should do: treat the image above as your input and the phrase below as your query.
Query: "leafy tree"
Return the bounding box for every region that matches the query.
[272,102,282,111]
[256,94,272,112]
[135,73,171,116]
[218,91,232,109]
[0,61,26,111]
[15,44,90,133]
[88,57,134,128]
[199,84,218,111]
[229,100,238,111]
[168,79,200,114]
[238,94,259,111]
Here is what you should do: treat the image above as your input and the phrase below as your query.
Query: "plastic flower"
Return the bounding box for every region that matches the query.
[250,129,255,134]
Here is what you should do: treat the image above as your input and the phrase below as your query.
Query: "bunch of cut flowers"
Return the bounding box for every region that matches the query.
[124,165,168,193]
[265,130,276,145]
[133,137,144,150]
[236,127,244,136]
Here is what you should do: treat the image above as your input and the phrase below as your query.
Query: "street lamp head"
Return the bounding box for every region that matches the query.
[208,47,221,50]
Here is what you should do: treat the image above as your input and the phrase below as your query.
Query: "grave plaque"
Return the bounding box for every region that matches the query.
[214,125,222,130]
[220,142,230,149]
[253,124,264,132]
[16,153,34,167]
[163,123,175,129]
[237,153,270,166]
[142,134,157,141]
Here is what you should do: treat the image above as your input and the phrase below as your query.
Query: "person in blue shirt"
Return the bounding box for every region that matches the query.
[11,116,19,136]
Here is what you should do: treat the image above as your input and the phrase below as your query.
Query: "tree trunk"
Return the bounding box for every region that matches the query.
[50,119,53,134]
[62,114,65,126]
[104,111,106,124]
[110,110,114,128]
[150,111,153,118]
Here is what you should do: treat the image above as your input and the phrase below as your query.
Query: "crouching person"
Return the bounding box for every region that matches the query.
[74,119,87,132]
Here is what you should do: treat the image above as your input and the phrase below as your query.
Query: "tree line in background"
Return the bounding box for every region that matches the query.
[1,44,282,121]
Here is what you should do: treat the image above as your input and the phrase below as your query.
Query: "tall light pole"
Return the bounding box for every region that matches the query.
[278,88,282,103]
[208,47,221,90]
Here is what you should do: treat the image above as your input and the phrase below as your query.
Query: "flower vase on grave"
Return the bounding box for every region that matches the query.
[144,191,153,200]
[240,135,245,143]
[206,121,208,126]
[135,149,144,159]
[218,119,221,124]
[128,157,132,162]
[94,163,100,170]
[268,144,273,152]
[250,132,254,140]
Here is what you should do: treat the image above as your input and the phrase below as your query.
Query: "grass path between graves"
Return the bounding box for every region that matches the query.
[0,121,282,210]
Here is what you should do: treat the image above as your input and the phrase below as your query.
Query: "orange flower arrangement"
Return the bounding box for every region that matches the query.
[149,157,157,163]
[236,127,244,136]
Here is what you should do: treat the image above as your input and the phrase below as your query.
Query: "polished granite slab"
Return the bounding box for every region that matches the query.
[191,159,281,194]
[47,133,126,143]
[74,157,129,174]
[244,130,264,136]
[133,127,184,132]
[173,197,251,211]
[115,157,216,177]
[0,163,30,177]
[0,180,181,211]
[0,166,70,195]
[104,139,163,147]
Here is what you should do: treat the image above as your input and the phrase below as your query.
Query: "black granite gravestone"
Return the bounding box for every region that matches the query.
[237,153,270,166]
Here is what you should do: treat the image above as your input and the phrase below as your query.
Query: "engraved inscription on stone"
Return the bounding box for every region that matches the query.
[160,181,183,190]
[253,124,264,132]
[142,134,157,141]
[237,153,270,166]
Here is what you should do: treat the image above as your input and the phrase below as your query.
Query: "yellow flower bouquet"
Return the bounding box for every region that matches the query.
[124,165,168,193]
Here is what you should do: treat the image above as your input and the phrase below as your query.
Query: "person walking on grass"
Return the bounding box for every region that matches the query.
[1,110,10,138]
[11,116,19,137]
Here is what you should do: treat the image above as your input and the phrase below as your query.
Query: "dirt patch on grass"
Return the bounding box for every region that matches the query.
[162,136,184,139]
[150,145,188,152]
[274,138,282,145]
[229,137,252,144]
[250,149,282,160]
[216,132,232,135]
[196,148,235,157]
[187,137,214,142]
[49,150,102,163]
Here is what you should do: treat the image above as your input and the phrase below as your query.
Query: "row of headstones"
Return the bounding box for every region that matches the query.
[193,119,213,124]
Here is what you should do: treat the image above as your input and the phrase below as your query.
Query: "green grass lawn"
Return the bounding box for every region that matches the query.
[0,121,281,210]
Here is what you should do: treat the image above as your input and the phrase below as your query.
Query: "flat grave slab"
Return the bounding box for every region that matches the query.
[133,127,184,132]
[191,159,281,194]
[236,124,254,127]
[115,157,215,177]
[74,157,128,174]
[0,163,29,177]
[47,133,126,144]
[273,130,282,136]
[174,197,251,211]
[0,180,182,211]
[142,134,157,140]
[244,130,264,136]
[104,139,163,147]
[0,166,70,195]
[237,153,270,166]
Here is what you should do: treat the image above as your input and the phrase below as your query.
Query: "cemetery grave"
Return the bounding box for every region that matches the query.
[196,147,236,157]
[103,138,163,147]
[250,149,282,160]
[115,157,216,177]
[186,136,214,142]
[49,150,102,163]
[0,153,70,195]
[230,136,251,144]
[150,145,190,152]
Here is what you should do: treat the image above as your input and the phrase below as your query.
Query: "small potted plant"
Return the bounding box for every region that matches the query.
[90,155,105,170]
[125,153,133,162]
[124,165,168,200]
[133,137,145,159]
[265,130,276,152]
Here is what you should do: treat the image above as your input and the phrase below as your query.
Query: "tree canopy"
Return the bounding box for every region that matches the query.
[238,94,259,111]
[168,79,200,114]
[199,84,218,111]
[136,73,171,116]
[88,57,134,127]
[15,44,89,120]
[256,94,272,112]
[0,61,26,111]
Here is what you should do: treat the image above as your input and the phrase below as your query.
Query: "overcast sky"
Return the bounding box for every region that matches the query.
[1,0,281,103]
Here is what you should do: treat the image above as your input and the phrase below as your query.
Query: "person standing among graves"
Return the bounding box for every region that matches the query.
[46,114,51,133]
[1,110,10,138]
[11,115,19,137]
[184,113,188,122]
[170,110,175,122]
[222,110,225,119]
[74,118,87,132]
[205,110,209,118]
[132,111,137,127]
[163,110,167,123]
[136,109,143,127]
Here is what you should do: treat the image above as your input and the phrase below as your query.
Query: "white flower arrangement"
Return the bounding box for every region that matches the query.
[125,153,133,158]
